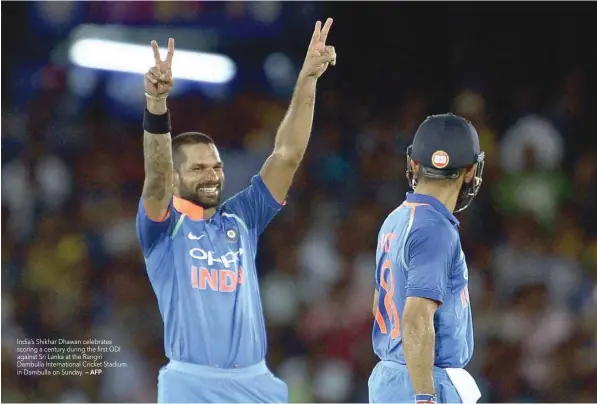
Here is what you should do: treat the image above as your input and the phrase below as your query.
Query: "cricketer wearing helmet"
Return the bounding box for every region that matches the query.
[369,113,485,404]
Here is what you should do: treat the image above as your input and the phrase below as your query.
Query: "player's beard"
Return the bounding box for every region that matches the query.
[179,181,223,209]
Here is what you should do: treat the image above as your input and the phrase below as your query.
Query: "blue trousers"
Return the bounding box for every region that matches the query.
[369,360,463,403]
[158,360,288,403]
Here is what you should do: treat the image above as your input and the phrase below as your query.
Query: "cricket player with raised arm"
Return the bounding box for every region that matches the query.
[369,114,485,404]
[136,19,336,403]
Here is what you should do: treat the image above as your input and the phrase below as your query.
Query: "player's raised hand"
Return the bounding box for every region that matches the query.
[145,38,175,97]
[301,18,336,79]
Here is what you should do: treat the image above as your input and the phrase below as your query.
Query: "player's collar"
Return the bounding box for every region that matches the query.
[173,197,205,220]
[405,192,460,226]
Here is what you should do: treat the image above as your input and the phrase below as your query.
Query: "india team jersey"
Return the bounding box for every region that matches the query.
[372,192,474,369]
[136,175,283,368]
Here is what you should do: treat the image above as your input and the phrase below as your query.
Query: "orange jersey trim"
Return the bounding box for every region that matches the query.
[173,196,205,220]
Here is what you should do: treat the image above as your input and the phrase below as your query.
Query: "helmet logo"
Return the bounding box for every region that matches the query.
[431,150,449,169]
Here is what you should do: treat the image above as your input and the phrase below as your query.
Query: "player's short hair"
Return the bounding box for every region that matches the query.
[172,132,215,168]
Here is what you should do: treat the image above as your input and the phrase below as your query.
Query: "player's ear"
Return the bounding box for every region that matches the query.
[411,160,420,174]
[463,165,476,183]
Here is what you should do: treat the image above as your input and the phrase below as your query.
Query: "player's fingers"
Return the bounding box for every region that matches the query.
[310,21,321,47]
[151,40,162,64]
[312,53,333,69]
[149,66,166,82]
[320,18,333,44]
[325,45,336,66]
[157,81,172,95]
[145,72,158,85]
[162,70,174,85]
[166,38,175,63]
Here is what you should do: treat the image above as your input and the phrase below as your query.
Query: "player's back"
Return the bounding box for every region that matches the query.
[372,193,474,369]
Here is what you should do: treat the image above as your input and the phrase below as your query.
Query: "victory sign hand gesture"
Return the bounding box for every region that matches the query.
[145,38,175,98]
[301,18,336,79]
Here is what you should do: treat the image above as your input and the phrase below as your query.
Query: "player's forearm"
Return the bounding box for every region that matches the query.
[272,73,318,163]
[142,98,174,204]
[402,315,436,395]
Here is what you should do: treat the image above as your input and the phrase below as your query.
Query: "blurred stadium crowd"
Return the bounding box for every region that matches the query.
[2,2,597,403]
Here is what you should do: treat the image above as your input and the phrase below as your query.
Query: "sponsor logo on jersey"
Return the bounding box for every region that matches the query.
[189,248,243,268]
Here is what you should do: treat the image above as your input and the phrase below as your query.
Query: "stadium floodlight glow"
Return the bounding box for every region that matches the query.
[69,39,236,84]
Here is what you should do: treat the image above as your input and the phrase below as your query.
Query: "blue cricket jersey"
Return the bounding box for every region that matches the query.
[372,192,474,369]
[136,175,283,368]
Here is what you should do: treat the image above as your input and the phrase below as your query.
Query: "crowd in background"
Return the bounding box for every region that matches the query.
[2,2,597,403]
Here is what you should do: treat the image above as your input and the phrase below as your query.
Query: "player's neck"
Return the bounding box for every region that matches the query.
[414,184,459,213]
[203,208,217,219]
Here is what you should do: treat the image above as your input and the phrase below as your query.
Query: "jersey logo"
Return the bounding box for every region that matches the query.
[431,150,449,169]
[188,232,205,241]
[225,228,238,243]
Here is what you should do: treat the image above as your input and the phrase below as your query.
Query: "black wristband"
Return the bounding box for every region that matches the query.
[143,109,172,134]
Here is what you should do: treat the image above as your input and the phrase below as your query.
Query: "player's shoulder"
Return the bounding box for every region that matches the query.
[413,205,454,229]
[214,203,250,235]
[219,196,244,219]
[407,206,457,245]
[219,175,262,209]
[381,204,451,245]
[384,201,450,227]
